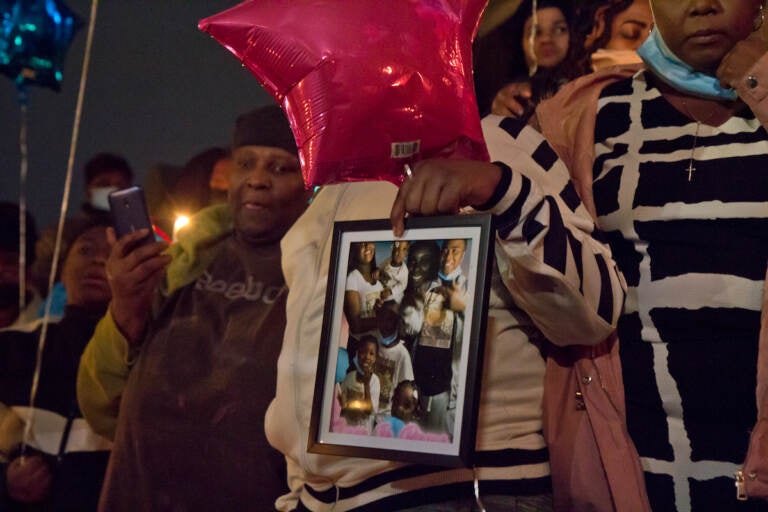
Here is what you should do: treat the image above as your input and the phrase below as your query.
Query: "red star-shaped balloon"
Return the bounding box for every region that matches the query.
[199,0,489,187]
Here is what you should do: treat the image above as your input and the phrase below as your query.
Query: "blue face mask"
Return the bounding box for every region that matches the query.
[637,28,738,101]
[352,355,362,374]
[438,267,461,283]
[380,332,398,347]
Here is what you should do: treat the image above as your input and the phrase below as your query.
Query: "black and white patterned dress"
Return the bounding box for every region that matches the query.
[593,71,768,511]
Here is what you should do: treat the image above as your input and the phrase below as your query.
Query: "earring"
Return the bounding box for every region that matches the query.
[754,5,765,31]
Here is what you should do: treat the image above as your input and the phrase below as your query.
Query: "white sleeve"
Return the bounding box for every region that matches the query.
[476,115,626,347]
[389,265,409,304]
[345,270,362,293]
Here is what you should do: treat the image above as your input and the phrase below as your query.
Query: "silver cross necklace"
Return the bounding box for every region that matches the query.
[681,99,718,182]
[686,122,700,182]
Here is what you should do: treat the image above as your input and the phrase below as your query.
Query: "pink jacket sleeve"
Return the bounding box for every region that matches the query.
[735,51,768,130]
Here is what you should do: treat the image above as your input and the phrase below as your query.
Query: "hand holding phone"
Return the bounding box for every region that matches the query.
[106,186,170,344]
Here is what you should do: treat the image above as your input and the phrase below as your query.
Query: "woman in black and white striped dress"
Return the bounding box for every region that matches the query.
[394,1,768,510]
[586,2,768,510]
[530,1,768,509]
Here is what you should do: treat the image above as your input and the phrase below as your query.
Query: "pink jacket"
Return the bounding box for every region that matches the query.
[739,268,768,500]
[536,51,768,509]
[536,64,649,512]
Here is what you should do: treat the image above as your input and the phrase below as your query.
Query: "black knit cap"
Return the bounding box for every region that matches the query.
[232,104,298,155]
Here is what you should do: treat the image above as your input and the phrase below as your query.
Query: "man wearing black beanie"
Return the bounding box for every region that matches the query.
[77,104,312,511]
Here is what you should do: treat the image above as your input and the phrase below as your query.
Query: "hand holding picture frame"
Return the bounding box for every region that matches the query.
[308,214,494,467]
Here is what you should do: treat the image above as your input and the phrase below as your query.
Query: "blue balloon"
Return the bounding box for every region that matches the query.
[336,347,350,384]
[0,0,82,92]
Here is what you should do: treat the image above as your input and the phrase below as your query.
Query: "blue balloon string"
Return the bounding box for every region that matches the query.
[15,77,29,105]
[21,0,98,460]
[18,100,28,315]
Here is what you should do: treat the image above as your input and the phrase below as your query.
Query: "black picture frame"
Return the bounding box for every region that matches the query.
[308,214,494,467]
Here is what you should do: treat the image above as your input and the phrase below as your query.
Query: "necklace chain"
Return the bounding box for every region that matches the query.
[680,99,718,183]
[687,123,700,182]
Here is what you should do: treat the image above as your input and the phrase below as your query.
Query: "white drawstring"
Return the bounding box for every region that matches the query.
[473,466,487,512]
[330,484,340,511]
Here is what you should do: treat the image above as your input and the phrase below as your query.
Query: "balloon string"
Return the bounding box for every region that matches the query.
[22,0,100,457]
[528,0,539,77]
[18,102,28,315]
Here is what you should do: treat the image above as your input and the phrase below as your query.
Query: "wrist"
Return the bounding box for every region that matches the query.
[472,162,511,210]
[109,304,147,346]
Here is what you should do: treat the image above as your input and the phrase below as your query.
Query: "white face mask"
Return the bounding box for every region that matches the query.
[590,49,643,71]
[90,186,118,211]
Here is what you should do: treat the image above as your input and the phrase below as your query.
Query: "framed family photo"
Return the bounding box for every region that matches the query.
[308,214,494,467]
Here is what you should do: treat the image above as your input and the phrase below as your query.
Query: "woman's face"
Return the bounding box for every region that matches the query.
[650,0,761,73]
[356,242,376,265]
[522,7,570,71]
[604,0,653,51]
[62,226,111,309]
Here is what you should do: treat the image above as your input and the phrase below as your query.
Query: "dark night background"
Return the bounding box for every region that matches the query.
[0,0,272,229]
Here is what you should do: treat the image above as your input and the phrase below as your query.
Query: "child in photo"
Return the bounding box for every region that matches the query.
[338,335,380,433]
[373,305,414,422]
[330,347,368,435]
[378,241,409,305]
[374,381,449,443]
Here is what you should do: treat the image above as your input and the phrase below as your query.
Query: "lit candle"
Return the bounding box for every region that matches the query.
[173,214,190,241]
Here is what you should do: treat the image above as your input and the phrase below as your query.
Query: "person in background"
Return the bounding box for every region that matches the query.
[0,202,39,329]
[79,153,133,221]
[487,0,653,118]
[147,147,232,236]
[575,0,653,71]
[207,151,232,203]
[0,218,112,511]
[32,153,133,303]
[142,161,184,238]
[76,104,313,511]
[173,146,231,214]
[474,0,572,116]
[520,0,571,73]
